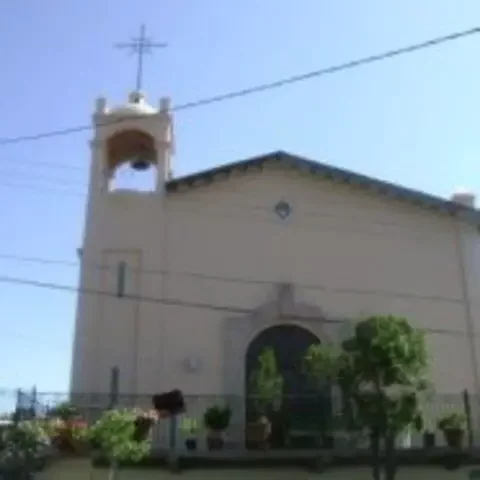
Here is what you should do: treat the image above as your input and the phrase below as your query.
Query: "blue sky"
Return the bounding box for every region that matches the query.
[0,1,479,406]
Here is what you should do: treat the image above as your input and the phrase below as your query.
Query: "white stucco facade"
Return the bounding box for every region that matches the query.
[70,93,480,415]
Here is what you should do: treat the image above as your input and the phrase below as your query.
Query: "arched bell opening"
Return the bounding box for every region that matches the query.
[105,129,158,192]
[245,324,333,449]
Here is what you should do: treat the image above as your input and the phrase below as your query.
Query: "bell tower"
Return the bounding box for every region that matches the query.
[70,90,175,396]
[93,91,174,192]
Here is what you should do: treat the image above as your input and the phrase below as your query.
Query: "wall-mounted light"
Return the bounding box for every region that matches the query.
[184,355,202,374]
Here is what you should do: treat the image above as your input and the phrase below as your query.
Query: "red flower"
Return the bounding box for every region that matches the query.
[71,420,88,429]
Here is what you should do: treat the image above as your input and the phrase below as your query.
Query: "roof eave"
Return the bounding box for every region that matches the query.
[165,150,480,227]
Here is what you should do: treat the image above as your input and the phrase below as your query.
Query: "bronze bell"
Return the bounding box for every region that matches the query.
[130,156,151,171]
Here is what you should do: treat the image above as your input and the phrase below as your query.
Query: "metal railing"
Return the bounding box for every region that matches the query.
[1,389,477,453]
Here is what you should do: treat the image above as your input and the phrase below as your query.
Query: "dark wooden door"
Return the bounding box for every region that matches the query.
[245,325,331,447]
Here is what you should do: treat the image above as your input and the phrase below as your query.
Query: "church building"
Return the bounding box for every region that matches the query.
[70,90,480,433]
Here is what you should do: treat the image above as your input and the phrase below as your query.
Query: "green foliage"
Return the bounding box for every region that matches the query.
[86,409,151,463]
[48,402,78,421]
[437,412,466,431]
[304,315,429,436]
[203,405,232,432]
[180,417,200,435]
[303,344,345,384]
[249,347,284,415]
[0,420,50,469]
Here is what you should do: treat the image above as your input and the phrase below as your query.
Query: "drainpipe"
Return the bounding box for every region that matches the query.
[451,191,480,397]
[453,220,480,395]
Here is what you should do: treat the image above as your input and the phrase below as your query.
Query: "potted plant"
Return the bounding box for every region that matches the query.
[181,417,199,451]
[203,405,231,450]
[247,347,283,449]
[45,402,80,454]
[85,408,157,480]
[45,409,89,455]
[437,412,466,448]
[323,429,335,449]
[419,388,436,449]
[423,429,436,448]
[422,416,436,449]
[0,420,51,480]
[132,410,158,442]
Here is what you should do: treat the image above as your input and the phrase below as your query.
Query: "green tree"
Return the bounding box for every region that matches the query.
[249,347,284,417]
[304,315,429,480]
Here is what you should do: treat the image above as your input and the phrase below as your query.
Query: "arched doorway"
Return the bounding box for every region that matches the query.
[245,324,332,449]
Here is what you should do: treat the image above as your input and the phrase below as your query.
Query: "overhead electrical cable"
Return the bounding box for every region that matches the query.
[0,27,478,147]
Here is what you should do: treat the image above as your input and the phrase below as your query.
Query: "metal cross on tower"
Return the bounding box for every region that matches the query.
[115,24,167,93]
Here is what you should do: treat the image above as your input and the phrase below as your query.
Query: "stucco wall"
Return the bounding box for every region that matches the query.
[71,161,479,403]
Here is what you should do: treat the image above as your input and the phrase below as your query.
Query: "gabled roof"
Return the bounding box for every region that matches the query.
[166,150,480,225]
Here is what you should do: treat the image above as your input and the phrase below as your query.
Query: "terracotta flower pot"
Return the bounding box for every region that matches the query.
[246,416,271,449]
[132,416,154,442]
[323,435,334,449]
[207,431,224,450]
[423,431,435,448]
[185,438,197,451]
[443,428,464,448]
[52,430,75,453]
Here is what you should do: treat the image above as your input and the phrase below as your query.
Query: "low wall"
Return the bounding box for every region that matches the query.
[37,459,478,479]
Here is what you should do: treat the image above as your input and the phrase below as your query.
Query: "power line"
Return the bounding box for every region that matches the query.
[172,27,480,112]
[6,159,84,171]
[0,163,157,189]
[0,26,478,147]
[0,170,85,187]
[0,275,252,315]
[0,168,86,187]
[0,272,472,360]
[0,192,456,287]
[0,181,86,198]
[0,252,271,285]
[0,329,70,351]
[0,189,458,284]
[0,174,462,245]
[0,268,463,306]
[0,164,87,194]
[0,253,81,269]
